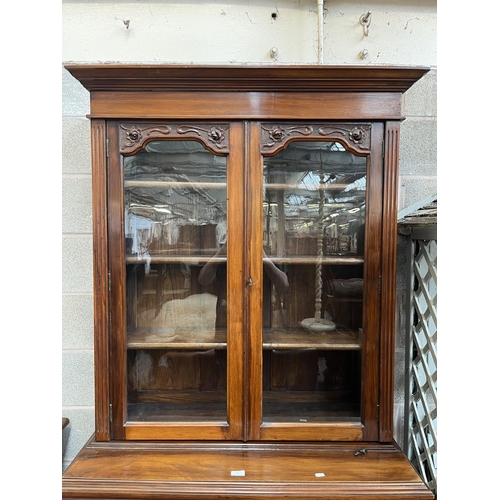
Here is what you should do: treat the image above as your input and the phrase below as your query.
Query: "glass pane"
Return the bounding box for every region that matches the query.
[262,141,365,423]
[124,140,227,422]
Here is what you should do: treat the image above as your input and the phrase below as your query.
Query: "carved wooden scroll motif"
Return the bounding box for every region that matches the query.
[119,123,230,156]
[261,123,372,155]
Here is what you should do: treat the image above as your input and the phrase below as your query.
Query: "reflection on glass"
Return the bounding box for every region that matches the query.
[124,140,227,422]
[262,141,366,423]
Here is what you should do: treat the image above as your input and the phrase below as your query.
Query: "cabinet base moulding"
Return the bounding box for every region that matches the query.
[62,436,433,499]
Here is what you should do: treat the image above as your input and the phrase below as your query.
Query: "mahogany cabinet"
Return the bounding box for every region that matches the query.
[62,64,434,499]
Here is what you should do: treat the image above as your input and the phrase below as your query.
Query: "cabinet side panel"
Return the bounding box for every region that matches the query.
[379,121,400,442]
[361,123,384,442]
[91,119,111,441]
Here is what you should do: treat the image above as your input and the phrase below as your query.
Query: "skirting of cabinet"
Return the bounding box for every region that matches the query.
[62,436,433,499]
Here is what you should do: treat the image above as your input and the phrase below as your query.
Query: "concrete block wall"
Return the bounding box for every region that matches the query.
[62,70,95,470]
[400,69,437,208]
[62,0,437,471]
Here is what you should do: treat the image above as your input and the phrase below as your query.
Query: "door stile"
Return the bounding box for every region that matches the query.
[225,122,246,440]
[91,119,112,441]
[106,120,128,439]
[246,121,265,441]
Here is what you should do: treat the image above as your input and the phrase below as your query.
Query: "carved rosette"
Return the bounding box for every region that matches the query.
[261,125,314,153]
[318,125,371,153]
[119,124,171,155]
[177,125,229,152]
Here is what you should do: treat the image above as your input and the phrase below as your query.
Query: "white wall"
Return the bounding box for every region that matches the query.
[62,0,437,471]
[62,0,436,65]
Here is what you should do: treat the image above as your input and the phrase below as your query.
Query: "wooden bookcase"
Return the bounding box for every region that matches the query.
[62,65,434,499]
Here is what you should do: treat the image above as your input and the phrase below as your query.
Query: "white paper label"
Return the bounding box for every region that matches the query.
[315,472,325,477]
[231,470,246,477]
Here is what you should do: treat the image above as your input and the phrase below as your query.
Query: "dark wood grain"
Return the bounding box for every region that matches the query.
[88,91,403,120]
[64,65,433,499]
[106,121,127,439]
[359,122,385,442]
[62,438,434,499]
[91,119,111,441]
[247,121,264,441]
[64,64,429,93]
[379,121,401,442]
[225,122,246,441]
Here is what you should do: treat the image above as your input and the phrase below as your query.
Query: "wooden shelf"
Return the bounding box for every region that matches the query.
[126,401,359,423]
[127,402,227,422]
[127,328,227,349]
[126,255,363,265]
[265,182,356,191]
[125,180,227,189]
[263,328,361,350]
[262,402,360,423]
[127,327,361,351]
[126,255,225,264]
[266,256,363,265]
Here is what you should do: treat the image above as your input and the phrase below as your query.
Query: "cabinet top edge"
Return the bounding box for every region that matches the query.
[63,64,430,93]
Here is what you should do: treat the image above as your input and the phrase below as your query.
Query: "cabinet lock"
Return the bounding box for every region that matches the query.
[354,448,368,456]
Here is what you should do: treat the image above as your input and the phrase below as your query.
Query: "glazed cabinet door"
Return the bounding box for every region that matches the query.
[107,121,245,440]
[247,122,384,441]
[105,120,384,442]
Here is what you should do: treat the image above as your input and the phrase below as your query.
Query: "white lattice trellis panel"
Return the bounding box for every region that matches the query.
[406,239,437,495]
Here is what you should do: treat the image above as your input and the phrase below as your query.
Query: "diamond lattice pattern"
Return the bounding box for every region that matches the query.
[407,239,437,495]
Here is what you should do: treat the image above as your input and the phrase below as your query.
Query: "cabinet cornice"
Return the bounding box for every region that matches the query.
[64,64,429,93]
